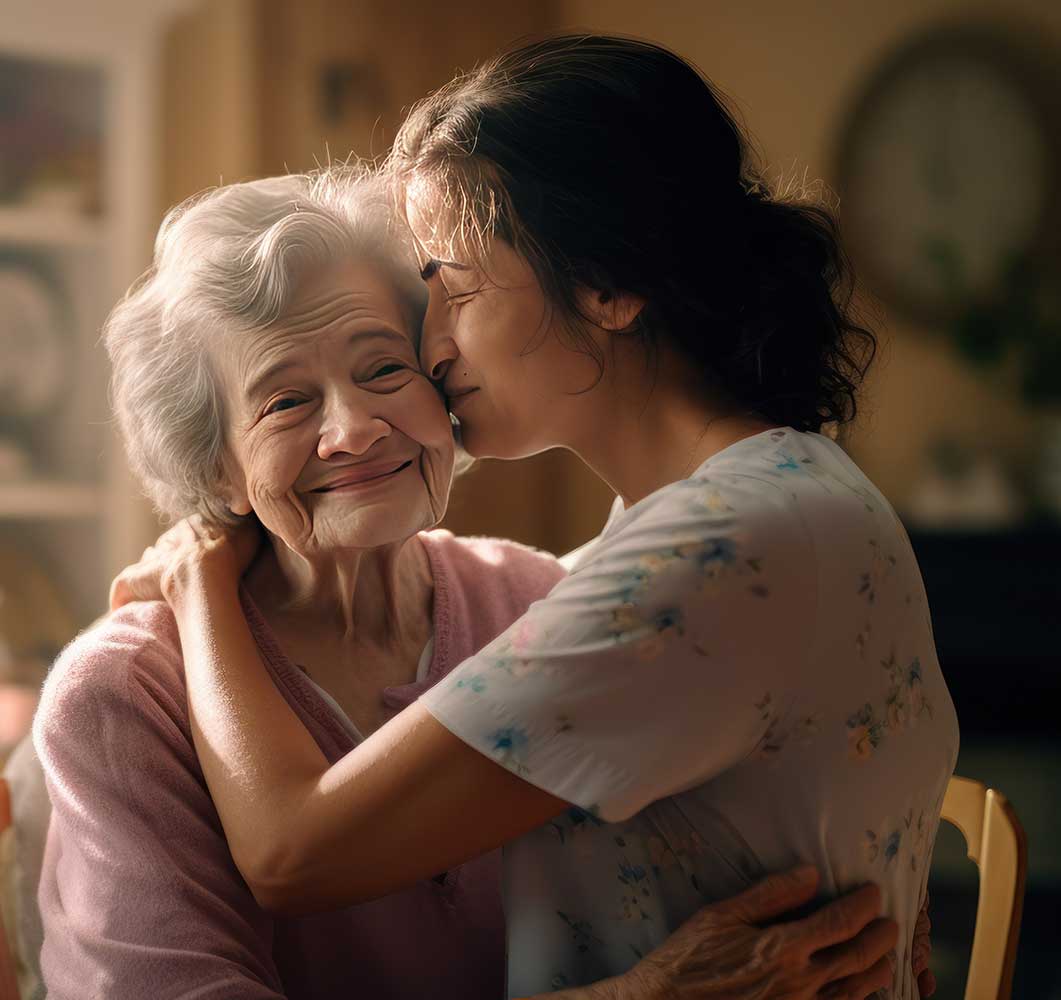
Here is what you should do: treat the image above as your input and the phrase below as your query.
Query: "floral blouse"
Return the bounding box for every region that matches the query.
[421,427,959,999]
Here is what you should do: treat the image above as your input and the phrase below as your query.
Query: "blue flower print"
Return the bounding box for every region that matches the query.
[633,608,685,661]
[617,858,650,889]
[616,858,654,922]
[697,537,738,569]
[863,825,903,867]
[883,830,902,865]
[556,911,602,954]
[455,674,486,694]
[549,805,604,845]
[489,726,531,774]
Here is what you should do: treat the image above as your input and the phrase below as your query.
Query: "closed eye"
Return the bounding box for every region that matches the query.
[445,288,484,306]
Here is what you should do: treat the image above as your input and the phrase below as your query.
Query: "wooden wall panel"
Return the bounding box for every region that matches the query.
[163,0,614,555]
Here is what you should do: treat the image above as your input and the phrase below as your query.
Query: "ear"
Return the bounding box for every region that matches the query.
[219,459,253,517]
[576,286,647,333]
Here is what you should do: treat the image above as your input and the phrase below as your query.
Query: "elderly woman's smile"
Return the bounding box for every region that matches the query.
[216,258,455,556]
[307,461,415,493]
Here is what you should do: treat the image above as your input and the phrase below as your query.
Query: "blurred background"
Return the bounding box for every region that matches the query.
[1,0,1059,994]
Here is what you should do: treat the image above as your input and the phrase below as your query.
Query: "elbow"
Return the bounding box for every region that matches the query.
[237,840,362,916]
[236,839,311,915]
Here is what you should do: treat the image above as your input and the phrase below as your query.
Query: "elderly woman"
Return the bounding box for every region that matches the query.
[33,169,899,1000]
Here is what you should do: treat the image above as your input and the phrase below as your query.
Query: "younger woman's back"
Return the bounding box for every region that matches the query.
[424,427,958,998]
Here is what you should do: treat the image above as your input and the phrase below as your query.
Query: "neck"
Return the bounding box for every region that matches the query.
[564,338,777,506]
[244,533,433,647]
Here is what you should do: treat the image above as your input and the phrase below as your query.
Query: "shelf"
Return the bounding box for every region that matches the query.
[0,481,104,518]
[0,205,107,250]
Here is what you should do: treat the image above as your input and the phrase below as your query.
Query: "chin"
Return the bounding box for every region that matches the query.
[460,427,548,462]
[320,507,432,551]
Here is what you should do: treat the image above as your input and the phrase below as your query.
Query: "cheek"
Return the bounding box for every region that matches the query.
[241,432,312,508]
[390,382,455,451]
[386,383,455,516]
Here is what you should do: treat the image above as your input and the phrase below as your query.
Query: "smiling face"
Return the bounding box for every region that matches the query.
[407,190,604,461]
[214,257,455,556]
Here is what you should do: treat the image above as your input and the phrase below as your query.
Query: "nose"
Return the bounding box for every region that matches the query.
[419,291,460,382]
[318,390,391,461]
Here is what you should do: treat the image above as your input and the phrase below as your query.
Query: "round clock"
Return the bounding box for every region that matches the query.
[0,258,71,420]
[835,27,1060,326]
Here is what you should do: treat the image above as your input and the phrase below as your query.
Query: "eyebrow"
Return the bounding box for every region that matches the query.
[419,257,470,280]
[243,329,409,400]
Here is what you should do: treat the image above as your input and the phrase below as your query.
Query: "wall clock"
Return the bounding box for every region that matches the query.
[835,27,1060,326]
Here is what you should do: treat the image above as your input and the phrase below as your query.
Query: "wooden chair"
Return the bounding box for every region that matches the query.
[941,775,1028,1000]
[0,778,20,1000]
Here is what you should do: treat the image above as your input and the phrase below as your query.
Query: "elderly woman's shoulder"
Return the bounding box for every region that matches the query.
[35,600,186,730]
[420,529,567,598]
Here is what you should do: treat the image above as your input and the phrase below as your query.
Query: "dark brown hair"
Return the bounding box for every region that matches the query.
[390,34,876,432]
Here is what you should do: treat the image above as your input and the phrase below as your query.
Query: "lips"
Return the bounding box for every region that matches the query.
[310,460,412,492]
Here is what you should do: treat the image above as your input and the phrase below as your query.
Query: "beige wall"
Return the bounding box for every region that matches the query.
[555,0,1059,508]
[161,1,1059,553]
[161,1,614,555]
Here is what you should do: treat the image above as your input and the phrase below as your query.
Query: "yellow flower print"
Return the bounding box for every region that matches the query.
[647,835,679,872]
[846,703,886,760]
[753,693,821,760]
[850,725,875,760]
[886,692,908,732]
[700,489,734,513]
[611,602,644,635]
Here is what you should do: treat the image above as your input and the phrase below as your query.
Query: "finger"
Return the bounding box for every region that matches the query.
[918,968,936,997]
[796,883,882,957]
[818,953,892,1000]
[109,576,130,611]
[109,566,165,606]
[812,917,897,984]
[912,939,931,976]
[714,864,820,923]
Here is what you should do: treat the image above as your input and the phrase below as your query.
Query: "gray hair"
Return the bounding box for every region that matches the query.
[104,164,426,526]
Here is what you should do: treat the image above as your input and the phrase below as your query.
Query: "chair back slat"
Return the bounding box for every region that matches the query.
[0,777,21,999]
[941,775,1028,1000]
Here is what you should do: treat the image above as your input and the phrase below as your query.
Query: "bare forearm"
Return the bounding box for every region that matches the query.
[169,571,327,878]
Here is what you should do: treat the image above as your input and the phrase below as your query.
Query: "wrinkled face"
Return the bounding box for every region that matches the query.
[215,258,455,555]
[407,188,602,460]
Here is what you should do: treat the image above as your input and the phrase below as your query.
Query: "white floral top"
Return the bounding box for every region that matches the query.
[421,427,959,999]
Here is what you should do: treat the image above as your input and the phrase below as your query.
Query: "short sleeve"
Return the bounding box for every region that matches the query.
[420,476,819,822]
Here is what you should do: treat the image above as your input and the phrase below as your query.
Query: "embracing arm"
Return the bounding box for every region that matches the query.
[170,566,568,909]
[116,518,909,999]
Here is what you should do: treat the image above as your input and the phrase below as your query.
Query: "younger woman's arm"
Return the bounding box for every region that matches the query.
[168,557,566,909]
[112,517,900,1000]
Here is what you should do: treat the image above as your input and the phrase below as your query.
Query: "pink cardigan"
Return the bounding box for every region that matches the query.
[33,531,566,1000]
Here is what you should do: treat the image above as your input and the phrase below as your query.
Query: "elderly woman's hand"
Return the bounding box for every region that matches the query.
[603,867,898,1000]
[109,516,262,611]
[912,894,935,997]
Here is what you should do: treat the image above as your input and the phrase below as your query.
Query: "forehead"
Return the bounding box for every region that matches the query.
[404,178,476,265]
[217,257,419,391]
[285,257,413,334]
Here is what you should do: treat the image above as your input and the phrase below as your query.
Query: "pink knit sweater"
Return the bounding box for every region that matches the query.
[33,531,566,1000]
